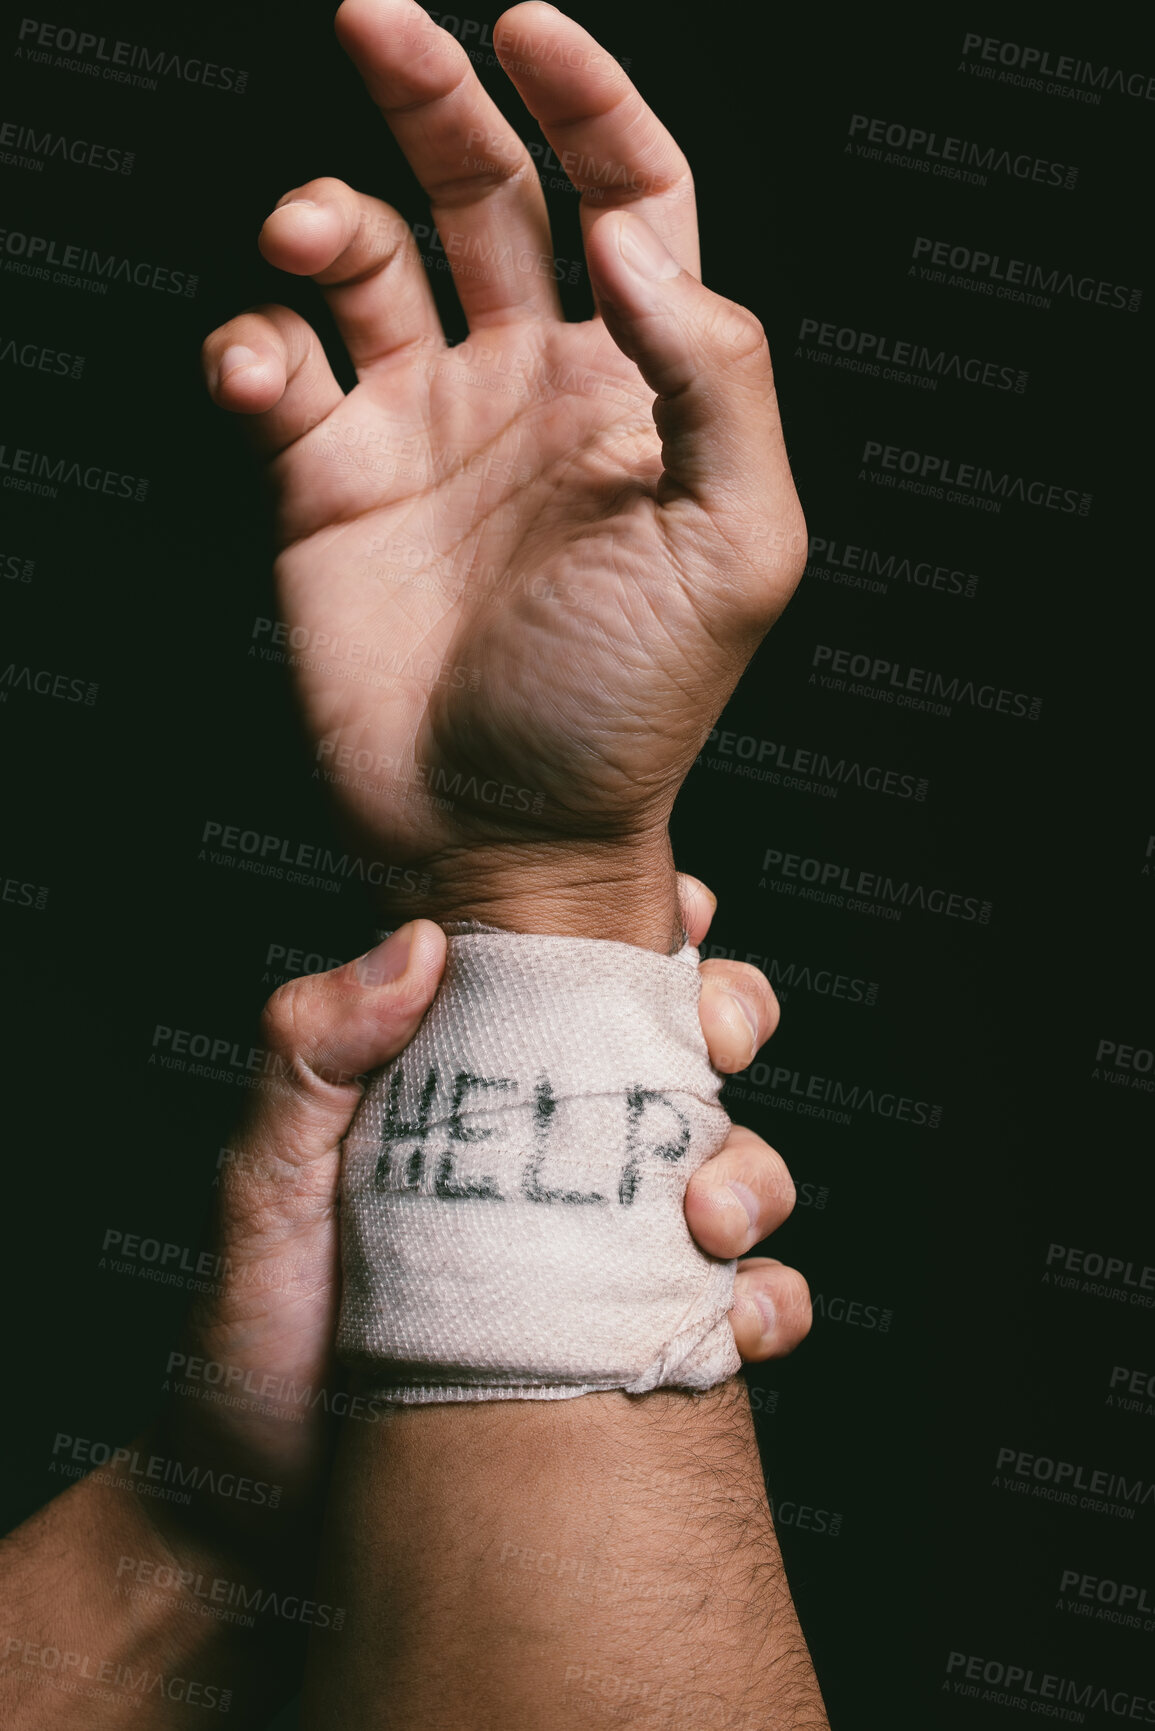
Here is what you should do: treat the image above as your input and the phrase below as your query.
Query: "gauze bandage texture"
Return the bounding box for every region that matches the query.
[337,927,741,1403]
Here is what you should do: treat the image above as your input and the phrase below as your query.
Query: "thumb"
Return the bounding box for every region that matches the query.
[232,919,447,1210]
[585,209,805,599]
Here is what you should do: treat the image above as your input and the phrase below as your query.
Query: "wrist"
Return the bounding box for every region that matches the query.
[374,833,684,953]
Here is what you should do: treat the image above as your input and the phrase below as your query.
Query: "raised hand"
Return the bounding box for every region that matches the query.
[203,0,806,943]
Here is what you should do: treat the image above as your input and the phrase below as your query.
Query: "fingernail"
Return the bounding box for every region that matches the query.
[356,922,416,987]
[273,196,317,211]
[217,344,260,387]
[617,215,681,282]
[723,989,760,1065]
[726,1180,760,1235]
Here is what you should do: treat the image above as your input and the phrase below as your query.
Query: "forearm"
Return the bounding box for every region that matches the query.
[300,855,827,1729]
[0,1439,298,1727]
[301,1380,827,1730]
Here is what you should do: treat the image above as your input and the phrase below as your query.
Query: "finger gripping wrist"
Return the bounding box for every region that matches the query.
[337,928,740,1402]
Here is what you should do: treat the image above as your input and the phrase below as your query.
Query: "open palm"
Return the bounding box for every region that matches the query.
[204,0,805,899]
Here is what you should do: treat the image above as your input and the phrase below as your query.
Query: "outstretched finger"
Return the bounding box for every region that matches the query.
[493,2,700,276]
[260,177,444,373]
[585,208,808,627]
[334,0,564,328]
[201,304,344,458]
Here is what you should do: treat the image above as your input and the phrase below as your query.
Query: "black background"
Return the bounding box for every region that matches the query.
[3,4,1153,1726]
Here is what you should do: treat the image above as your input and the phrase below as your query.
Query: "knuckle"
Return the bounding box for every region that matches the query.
[678,871,714,928]
[202,317,245,359]
[348,195,412,261]
[700,959,777,1022]
[304,174,351,202]
[710,300,770,368]
[732,959,777,1005]
[655,159,695,210]
[722,1122,772,1163]
[780,501,809,589]
[259,976,311,1057]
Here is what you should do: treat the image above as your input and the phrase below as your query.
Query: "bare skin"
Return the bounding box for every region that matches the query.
[4,0,825,1718]
[211,1,826,1724]
[0,883,813,1727]
[202,0,808,947]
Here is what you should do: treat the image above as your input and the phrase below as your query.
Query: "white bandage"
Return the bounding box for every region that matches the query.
[337,926,741,1403]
